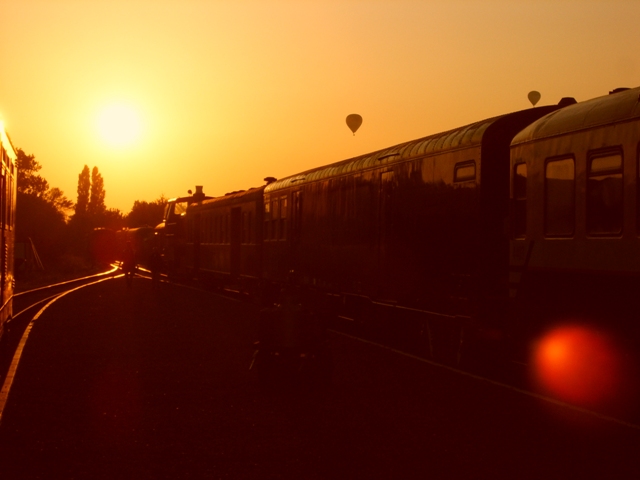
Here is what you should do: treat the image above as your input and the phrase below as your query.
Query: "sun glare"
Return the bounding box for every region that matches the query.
[96,103,142,148]
[531,324,623,408]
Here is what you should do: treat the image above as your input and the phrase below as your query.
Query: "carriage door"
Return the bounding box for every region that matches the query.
[378,171,395,294]
[230,207,242,278]
[290,190,303,249]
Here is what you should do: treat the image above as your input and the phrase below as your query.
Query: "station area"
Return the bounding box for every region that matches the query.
[0,276,638,479]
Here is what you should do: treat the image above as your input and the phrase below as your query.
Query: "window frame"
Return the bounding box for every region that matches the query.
[586,149,623,237]
[263,200,271,241]
[454,160,476,183]
[279,195,288,240]
[544,156,576,238]
[512,162,527,238]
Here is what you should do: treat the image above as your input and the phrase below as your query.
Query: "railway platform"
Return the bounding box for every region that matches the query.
[0,275,638,479]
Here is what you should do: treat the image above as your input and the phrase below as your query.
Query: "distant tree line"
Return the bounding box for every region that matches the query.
[16,148,167,271]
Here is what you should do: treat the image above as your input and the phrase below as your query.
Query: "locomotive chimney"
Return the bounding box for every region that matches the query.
[193,185,205,201]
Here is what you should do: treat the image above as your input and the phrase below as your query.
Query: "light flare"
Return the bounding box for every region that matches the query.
[531,324,623,408]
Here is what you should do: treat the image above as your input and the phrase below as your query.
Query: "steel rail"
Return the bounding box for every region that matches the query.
[0,276,115,425]
[332,329,640,431]
[14,265,119,297]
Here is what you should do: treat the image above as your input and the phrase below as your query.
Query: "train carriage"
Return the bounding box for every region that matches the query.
[184,186,264,290]
[262,103,567,348]
[0,124,17,341]
[115,226,156,266]
[509,87,640,346]
[88,227,117,266]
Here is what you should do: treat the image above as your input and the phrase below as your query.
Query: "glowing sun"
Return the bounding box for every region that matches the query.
[96,103,142,148]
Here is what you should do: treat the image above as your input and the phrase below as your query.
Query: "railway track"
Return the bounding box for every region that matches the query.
[2,266,637,431]
[0,263,189,406]
[0,266,121,422]
[13,267,119,316]
[153,273,640,427]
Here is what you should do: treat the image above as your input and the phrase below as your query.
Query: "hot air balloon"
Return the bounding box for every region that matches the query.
[346,114,362,135]
[528,91,541,107]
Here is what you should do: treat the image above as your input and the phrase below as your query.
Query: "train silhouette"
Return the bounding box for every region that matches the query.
[0,124,17,342]
[152,87,640,367]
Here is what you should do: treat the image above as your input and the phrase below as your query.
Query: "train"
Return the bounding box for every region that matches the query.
[114,226,156,266]
[155,87,640,368]
[0,123,17,342]
[89,225,158,269]
[88,228,117,266]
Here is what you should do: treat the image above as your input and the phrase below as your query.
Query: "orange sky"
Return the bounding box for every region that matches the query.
[2,0,639,214]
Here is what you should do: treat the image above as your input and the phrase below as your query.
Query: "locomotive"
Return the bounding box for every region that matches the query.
[0,123,17,342]
[155,186,211,278]
[157,87,640,366]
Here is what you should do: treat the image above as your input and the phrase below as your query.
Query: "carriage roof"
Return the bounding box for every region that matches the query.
[512,87,640,146]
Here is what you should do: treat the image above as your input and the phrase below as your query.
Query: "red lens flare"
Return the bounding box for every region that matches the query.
[531,325,622,408]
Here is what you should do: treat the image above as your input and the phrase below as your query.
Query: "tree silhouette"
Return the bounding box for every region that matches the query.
[15,149,73,268]
[16,193,67,266]
[75,165,90,216]
[45,187,74,215]
[126,196,167,228]
[69,165,111,258]
[103,208,125,231]
[72,165,108,227]
[17,149,49,196]
[16,149,73,216]
[89,166,106,217]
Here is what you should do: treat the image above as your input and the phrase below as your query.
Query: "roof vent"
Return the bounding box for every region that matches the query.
[557,97,577,107]
[609,88,630,94]
[378,152,400,161]
[264,177,277,185]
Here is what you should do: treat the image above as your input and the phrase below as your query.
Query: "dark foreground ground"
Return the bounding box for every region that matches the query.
[0,277,638,479]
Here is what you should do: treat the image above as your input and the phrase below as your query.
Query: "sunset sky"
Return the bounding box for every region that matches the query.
[2,0,639,214]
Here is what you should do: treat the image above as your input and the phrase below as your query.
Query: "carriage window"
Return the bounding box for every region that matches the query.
[545,158,575,236]
[174,201,188,217]
[264,201,270,241]
[513,163,527,238]
[291,190,302,243]
[588,153,622,235]
[454,161,476,182]
[279,196,288,240]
